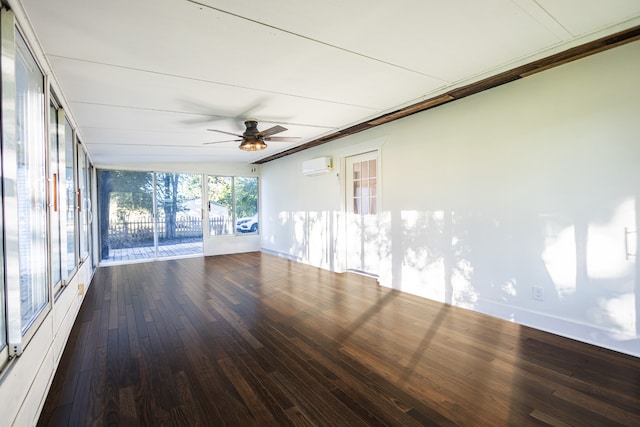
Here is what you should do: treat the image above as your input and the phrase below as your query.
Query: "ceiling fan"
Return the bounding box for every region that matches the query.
[204,119,300,151]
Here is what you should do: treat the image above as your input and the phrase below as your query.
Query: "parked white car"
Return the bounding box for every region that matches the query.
[236,215,258,233]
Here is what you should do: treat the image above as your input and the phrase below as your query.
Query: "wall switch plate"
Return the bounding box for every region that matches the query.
[78,283,85,296]
[532,286,544,301]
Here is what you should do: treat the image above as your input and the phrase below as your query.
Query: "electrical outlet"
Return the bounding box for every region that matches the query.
[78,283,85,296]
[532,286,544,301]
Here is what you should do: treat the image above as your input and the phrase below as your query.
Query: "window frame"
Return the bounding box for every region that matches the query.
[77,141,91,262]
[48,96,69,296]
[1,13,51,357]
[207,175,259,237]
[64,117,79,279]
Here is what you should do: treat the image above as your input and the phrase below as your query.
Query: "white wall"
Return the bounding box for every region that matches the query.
[261,40,640,357]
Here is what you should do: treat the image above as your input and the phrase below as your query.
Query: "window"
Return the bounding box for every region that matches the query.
[208,176,258,235]
[0,28,51,354]
[352,159,377,215]
[0,162,5,368]
[15,31,48,333]
[208,176,233,235]
[65,118,77,276]
[78,144,90,261]
[49,101,64,293]
[234,177,259,234]
[0,12,90,366]
[97,170,203,262]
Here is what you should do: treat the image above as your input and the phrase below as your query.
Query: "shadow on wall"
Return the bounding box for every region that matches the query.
[378,194,638,344]
[273,194,640,354]
[276,210,340,271]
[272,194,638,347]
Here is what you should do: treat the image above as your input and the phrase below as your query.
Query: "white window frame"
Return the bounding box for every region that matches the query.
[1,10,51,358]
[207,175,260,237]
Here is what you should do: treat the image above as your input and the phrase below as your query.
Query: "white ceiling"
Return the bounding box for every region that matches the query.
[14,0,640,165]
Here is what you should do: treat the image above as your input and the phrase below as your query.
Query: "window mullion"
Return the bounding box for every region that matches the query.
[232,177,237,235]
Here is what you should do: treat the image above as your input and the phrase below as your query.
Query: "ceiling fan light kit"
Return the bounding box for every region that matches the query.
[206,119,299,152]
[239,139,268,151]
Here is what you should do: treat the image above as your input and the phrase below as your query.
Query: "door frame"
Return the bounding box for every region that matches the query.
[344,149,381,277]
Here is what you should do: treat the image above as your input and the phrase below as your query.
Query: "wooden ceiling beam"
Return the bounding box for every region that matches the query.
[255,24,640,164]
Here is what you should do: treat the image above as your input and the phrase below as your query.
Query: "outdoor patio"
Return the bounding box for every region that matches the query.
[100,241,203,264]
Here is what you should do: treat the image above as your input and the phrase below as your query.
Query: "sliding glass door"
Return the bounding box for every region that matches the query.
[98,170,203,263]
[98,170,154,262]
[155,173,203,258]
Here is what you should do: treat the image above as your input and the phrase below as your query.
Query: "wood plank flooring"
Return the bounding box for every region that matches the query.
[37,252,640,426]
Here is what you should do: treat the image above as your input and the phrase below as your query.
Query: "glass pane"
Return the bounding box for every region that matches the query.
[361,160,369,179]
[0,162,4,354]
[369,160,376,178]
[235,177,258,234]
[78,146,88,259]
[208,176,233,235]
[16,32,48,332]
[88,164,95,269]
[354,198,361,215]
[49,103,62,288]
[156,173,203,256]
[354,180,361,198]
[98,170,154,262]
[353,162,360,180]
[363,196,371,215]
[370,196,377,215]
[65,119,76,275]
[370,178,377,198]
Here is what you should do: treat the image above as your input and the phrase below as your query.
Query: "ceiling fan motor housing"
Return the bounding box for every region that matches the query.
[243,119,260,138]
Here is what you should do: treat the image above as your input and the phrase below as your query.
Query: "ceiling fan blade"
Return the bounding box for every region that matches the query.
[203,139,242,145]
[207,129,243,138]
[264,137,301,142]
[259,125,287,138]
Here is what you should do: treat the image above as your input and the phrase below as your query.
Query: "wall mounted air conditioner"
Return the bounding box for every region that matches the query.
[302,157,333,176]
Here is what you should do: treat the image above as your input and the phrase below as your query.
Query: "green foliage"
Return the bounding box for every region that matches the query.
[208,176,233,210]
[182,174,203,199]
[235,177,258,218]
[108,170,153,213]
[208,176,258,218]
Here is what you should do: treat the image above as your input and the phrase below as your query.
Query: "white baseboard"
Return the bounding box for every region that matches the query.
[477,298,639,357]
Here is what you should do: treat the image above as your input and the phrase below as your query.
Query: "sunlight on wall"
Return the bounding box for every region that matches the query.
[394,210,480,306]
[399,210,445,300]
[451,259,477,309]
[541,221,577,296]
[587,198,636,280]
[541,198,635,299]
[274,210,339,270]
[293,211,307,257]
[589,292,637,339]
[308,211,331,267]
[401,257,447,301]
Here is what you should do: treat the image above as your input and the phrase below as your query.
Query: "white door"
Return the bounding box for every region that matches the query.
[345,151,380,276]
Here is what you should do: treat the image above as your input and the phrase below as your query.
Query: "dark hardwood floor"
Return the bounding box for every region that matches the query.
[38,252,640,426]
